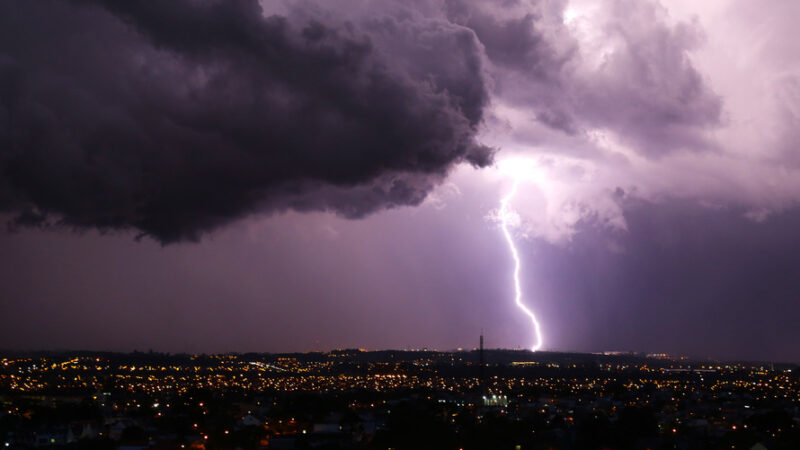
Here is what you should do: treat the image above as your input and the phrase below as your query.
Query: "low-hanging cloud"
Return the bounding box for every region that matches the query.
[0,0,492,242]
[2,0,793,246]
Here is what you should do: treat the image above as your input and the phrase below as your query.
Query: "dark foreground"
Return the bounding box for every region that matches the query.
[1,349,799,449]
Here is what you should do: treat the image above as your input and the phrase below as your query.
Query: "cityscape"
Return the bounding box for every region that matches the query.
[3,0,800,449]
[1,345,799,449]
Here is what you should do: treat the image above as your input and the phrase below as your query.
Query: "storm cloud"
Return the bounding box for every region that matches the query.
[0,0,492,242]
[0,0,737,243]
[468,0,722,155]
[3,0,800,359]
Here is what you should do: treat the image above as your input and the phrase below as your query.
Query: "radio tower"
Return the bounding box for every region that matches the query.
[479,332,486,395]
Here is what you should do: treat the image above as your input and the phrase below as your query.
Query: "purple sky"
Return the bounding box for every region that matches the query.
[1,0,800,361]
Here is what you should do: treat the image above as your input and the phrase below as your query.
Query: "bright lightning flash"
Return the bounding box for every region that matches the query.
[499,179,544,352]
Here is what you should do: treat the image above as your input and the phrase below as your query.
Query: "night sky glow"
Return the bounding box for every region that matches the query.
[2,0,800,361]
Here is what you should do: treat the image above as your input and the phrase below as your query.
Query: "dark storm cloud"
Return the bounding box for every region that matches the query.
[444,0,570,78]
[528,198,800,361]
[0,0,492,242]
[0,0,731,244]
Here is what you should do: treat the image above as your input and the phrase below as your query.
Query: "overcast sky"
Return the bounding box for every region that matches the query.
[1,0,799,362]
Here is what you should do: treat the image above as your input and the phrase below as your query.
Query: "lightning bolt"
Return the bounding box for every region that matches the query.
[500,179,544,352]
